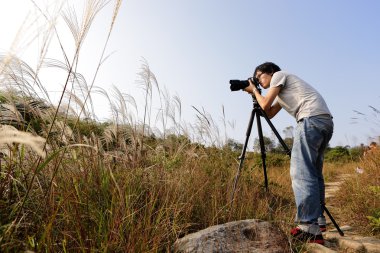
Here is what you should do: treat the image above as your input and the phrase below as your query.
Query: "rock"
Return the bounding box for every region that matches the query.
[172,219,290,253]
[305,243,338,253]
[325,232,380,253]
[328,225,352,232]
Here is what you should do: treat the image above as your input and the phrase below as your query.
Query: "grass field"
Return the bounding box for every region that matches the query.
[0,134,378,252]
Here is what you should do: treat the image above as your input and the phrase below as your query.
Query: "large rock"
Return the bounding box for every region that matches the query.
[172,219,290,253]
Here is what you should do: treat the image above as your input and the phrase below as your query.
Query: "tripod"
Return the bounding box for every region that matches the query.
[230,95,344,236]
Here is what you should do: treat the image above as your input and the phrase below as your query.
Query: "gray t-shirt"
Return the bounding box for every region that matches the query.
[270,71,332,121]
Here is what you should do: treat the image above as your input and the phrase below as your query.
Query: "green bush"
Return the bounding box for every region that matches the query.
[324,146,350,162]
[324,146,364,162]
[251,152,290,168]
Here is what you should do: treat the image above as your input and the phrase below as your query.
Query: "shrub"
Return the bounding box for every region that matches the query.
[250,152,290,168]
[324,146,350,162]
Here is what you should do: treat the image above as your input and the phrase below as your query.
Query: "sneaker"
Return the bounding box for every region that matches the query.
[290,227,324,245]
[318,216,327,232]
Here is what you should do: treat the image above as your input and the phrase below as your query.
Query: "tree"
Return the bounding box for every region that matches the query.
[283,126,294,138]
[253,136,275,152]
[272,137,293,153]
[225,138,243,152]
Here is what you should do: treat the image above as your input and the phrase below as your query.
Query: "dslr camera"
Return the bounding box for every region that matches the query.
[229,77,261,92]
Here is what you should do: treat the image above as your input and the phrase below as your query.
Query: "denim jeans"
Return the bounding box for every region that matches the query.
[290,115,333,224]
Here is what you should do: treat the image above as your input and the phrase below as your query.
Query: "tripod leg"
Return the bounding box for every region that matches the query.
[322,203,345,236]
[255,113,269,191]
[261,111,291,156]
[230,109,256,203]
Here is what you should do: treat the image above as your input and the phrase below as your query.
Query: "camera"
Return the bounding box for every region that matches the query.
[229,77,260,92]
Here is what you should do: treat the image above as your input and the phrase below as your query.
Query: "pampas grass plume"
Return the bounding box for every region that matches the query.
[0,125,46,157]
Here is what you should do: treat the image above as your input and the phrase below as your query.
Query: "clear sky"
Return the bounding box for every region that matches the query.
[1,0,380,148]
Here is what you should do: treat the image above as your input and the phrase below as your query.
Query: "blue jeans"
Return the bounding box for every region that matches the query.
[291,115,333,224]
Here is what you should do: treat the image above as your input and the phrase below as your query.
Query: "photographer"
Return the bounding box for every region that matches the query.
[244,62,333,245]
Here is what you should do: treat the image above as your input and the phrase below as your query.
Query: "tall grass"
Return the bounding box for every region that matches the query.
[0,136,299,252]
[333,151,380,238]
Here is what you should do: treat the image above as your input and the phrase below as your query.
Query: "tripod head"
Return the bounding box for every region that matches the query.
[251,93,260,105]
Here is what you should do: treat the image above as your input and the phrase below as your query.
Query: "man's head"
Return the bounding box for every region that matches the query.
[254,62,281,89]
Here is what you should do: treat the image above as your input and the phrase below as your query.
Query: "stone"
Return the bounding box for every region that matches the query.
[337,237,366,252]
[353,236,380,253]
[305,243,338,253]
[329,225,352,232]
[172,219,290,253]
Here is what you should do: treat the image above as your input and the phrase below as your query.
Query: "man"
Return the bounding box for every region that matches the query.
[244,62,333,245]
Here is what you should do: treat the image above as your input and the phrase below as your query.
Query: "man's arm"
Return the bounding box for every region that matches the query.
[244,83,282,118]
[265,101,282,118]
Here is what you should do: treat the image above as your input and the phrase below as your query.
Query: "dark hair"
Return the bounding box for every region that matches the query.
[254,62,281,77]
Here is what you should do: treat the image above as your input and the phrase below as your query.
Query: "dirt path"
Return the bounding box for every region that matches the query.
[305,174,380,253]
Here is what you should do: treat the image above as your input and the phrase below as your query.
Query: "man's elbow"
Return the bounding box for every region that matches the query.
[265,110,275,119]
[262,106,273,118]
[268,113,275,119]
[261,102,271,112]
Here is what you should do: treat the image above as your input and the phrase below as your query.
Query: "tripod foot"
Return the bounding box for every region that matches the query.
[322,204,344,236]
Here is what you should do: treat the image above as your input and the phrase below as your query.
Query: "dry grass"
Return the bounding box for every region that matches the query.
[332,152,380,238]
[2,135,367,252]
[0,139,298,252]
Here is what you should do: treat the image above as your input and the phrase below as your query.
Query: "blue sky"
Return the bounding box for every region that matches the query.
[1,0,380,147]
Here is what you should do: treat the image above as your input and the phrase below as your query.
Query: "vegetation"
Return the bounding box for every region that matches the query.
[333,149,380,236]
[0,1,378,252]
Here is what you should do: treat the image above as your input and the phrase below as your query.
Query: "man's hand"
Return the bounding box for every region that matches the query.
[244,82,255,94]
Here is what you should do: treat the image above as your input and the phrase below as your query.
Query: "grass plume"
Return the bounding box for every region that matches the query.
[0,125,46,157]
